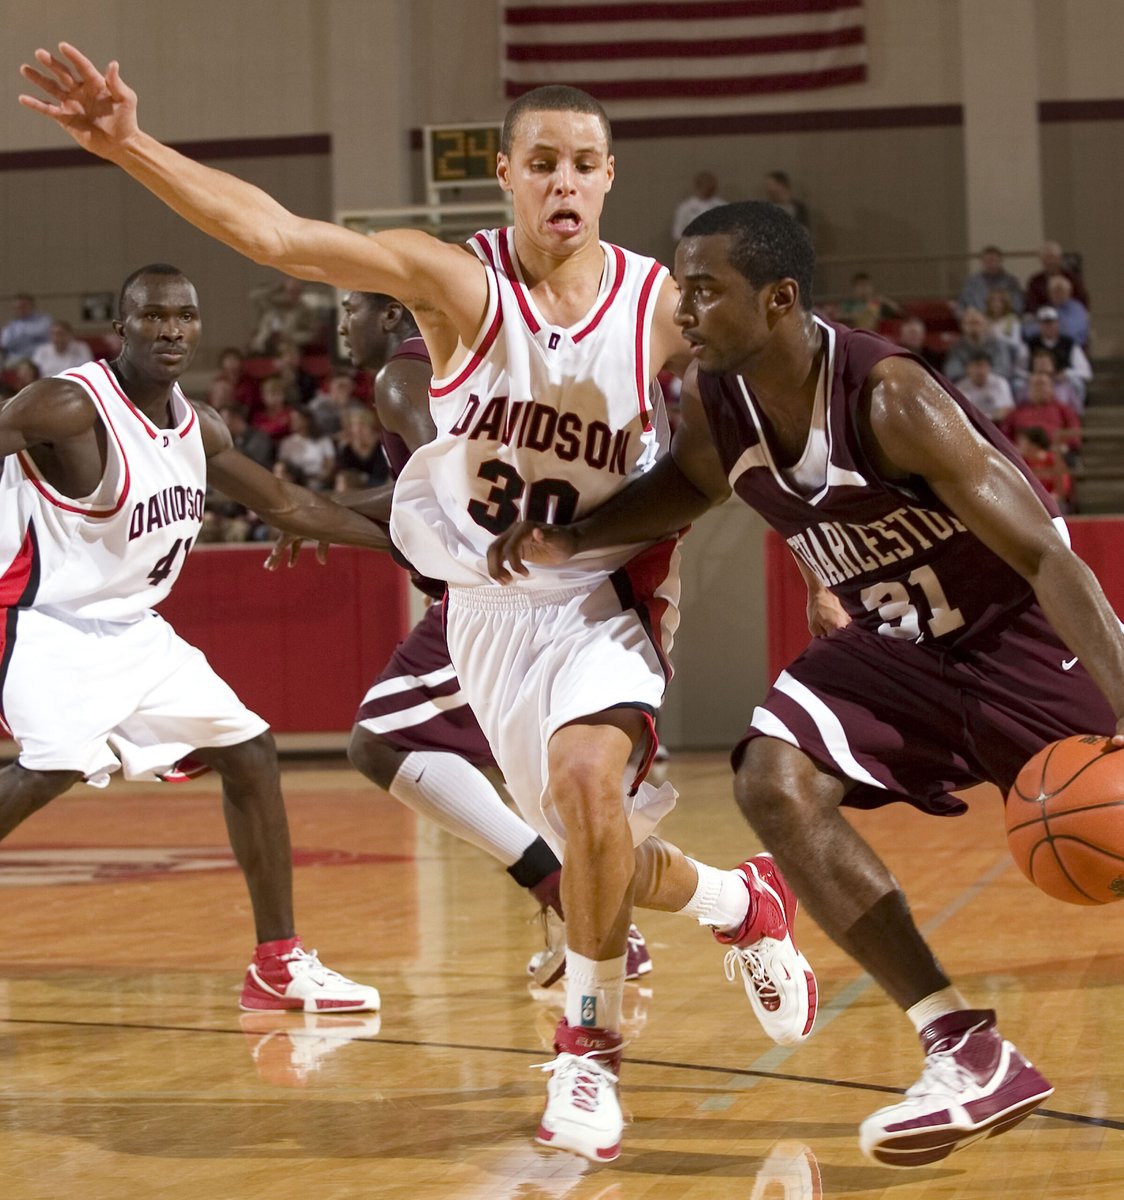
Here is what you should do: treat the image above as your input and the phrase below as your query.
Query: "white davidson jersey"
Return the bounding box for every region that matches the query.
[390,228,672,588]
[0,360,206,622]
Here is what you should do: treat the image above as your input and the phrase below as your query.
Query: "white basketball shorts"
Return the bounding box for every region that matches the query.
[1,606,269,786]
[444,575,678,854]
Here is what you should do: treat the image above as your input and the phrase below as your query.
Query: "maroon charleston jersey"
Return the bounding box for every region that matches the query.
[355,336,495,766]
[699,318,1113,812]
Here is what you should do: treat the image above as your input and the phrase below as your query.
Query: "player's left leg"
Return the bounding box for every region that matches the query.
[194,732,380,1014]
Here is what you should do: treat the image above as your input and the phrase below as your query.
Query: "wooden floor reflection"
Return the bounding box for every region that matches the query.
[0,753,1120,1199]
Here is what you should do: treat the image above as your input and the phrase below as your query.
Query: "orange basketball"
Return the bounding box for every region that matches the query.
[1006,735,1124,905]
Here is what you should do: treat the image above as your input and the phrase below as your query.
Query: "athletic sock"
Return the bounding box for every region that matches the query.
[507,835,562,890]
[906,986,972,1033]
[389,750,539,865]
[676,859,751,934]
[564,949,626,1033]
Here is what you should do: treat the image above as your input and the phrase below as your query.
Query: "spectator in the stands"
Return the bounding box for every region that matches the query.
[6,358,41,391]
[251,375,295,444]
[248,274,322,354]
[31,320,92,377]
[957,350,1014,425]
[1023,348,1083,415]
[335,406,390,486]
[1013,426,1073,512]
[1046,274,1090,347]
[984,289,1029,374]
[670,170,727,241]
[942,306,1016,382]
[219,402,275,470]
[897,316,945,371]
[1,293,54,366]
[1024,240,1088,312]
[763,170,810,229]
[958,246,1023,316]
[1025,306,1093,407]
[212,345,260,412]
[307,372,361,439]
[271,337,320,407]
[1004,369,1082,459]
[837,272,902,330]
[278,407,337,490]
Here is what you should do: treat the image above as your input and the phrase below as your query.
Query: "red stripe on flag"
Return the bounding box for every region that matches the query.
[504,0,863,23]
[506,65,866,100]
[507,28,864,61]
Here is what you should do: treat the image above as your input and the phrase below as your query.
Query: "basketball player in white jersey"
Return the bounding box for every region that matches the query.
[20,46,815,1162]
[0,263,386,1015]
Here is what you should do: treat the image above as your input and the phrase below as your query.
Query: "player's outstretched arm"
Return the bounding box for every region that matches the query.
[18,44,482,321]
[487,365,729,583]
[868,357,1124,746]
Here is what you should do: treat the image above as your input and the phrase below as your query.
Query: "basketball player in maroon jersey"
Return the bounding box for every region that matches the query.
[270,289,653,985]
[489,200,1124,1167]
[20,48,817,1162]
[0,264,392,1015]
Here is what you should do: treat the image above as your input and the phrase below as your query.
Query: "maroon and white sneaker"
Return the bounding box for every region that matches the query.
[240,938,381,1013]
[859,1010,1054,1167]
[529,923,653,987]
[714,854,817,1046]
[535,1019,624,1162]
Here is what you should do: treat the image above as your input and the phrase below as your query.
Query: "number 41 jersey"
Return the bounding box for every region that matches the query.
[390,228,671,589]
[698,319,1062,648]
[0,359,206,622]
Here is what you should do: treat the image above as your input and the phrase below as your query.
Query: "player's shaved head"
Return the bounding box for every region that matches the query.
[501,86,612,156]
[117,263,191,317]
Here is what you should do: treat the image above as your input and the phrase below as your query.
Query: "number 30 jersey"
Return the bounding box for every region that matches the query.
[390,228,671,589]
[698,318,1062,648]
[0,359,206,622]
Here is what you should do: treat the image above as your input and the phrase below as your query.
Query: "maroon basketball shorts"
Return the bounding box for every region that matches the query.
[354,604,496,767]
[739,604,1114,815]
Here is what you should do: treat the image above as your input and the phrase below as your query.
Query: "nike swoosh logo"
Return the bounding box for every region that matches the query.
[1062,657,1079,670]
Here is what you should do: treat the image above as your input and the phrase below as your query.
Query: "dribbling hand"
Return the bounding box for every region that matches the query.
[18,43,139,159]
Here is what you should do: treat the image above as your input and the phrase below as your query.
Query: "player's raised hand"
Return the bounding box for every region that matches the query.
[487,521,578,585]
[265,532,330,572]
[18,43,139,159]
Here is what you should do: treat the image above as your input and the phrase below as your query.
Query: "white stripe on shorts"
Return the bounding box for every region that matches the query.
[359,689,470,735]
[360,664,459,705]
[773,669,887,790]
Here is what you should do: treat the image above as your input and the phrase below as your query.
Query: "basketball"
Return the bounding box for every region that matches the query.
[1006,735,1124,905]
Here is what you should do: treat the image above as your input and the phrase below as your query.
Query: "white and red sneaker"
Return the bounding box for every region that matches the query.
[535,1019,624,1163]
[859,1010,1053,1167]
[240,938,381,1013]
[714,854,817,1046]
[529,923,653,987]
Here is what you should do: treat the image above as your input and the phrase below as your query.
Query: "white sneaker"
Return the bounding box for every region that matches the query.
[240,941,381,1013]
[527,906,568,987]
[715,855,817,1046]
[535,1020,624,1162]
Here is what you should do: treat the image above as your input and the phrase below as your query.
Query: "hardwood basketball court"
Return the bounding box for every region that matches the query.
[0,753,1119,1199]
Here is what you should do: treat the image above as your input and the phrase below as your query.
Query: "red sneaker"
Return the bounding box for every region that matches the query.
[240,938,381,1013]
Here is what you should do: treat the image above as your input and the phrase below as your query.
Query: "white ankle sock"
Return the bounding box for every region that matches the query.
[389,750,537,866]
[676,859,750,934]
[906,987,971,1032]
[564,949,626,1032]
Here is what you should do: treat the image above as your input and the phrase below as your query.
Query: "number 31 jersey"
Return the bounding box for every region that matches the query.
[390,228,671,589]
[697,319,1062,648]
[0,359,206,622]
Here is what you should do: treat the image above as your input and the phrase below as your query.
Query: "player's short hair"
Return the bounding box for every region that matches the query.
[683,201,815,311]
[117,263,189,318]
[501,85,612,156]
[355,292,419,336]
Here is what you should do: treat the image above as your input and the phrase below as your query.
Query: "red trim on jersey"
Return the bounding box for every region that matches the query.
[572,245,627,343]
[632,263,663,433]
[471,232,497,267]
[0,524,40,726]
[429,305,504,399]
[92,361,160,441]
[0,527,37,608]
[609,536,678,683]
[177,401,197,440]
[498,228,542,334]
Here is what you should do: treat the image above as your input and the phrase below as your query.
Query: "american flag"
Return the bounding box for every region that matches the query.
[500,0,868,104]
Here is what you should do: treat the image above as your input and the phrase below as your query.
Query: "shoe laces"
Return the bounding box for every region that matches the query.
[907,1025,985,1098]
[533,1050,619,1113]
[281,946,345,984]
[724,944,781,1012]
